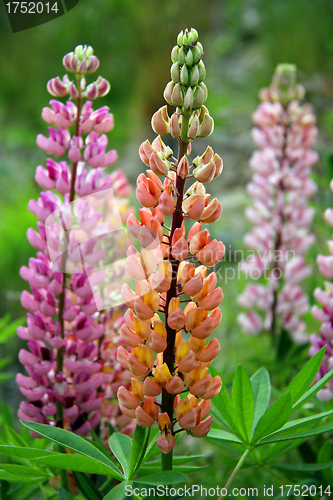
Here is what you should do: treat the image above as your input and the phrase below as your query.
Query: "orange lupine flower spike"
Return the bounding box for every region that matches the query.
[117,28,224,457]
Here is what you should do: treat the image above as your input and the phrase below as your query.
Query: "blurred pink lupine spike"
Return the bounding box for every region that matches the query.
[237,64,318,344]
[310,180,333,401]
[17,45,135,441]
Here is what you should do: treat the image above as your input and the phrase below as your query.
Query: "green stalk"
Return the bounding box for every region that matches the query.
[219,449,251,497]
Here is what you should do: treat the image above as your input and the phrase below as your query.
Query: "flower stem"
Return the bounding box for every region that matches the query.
[161,449,173,471]
[55,80,82,492]
[219,449,251,497]
[160,113,190,472]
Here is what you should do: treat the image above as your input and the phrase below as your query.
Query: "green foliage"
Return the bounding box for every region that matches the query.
[208,347,333,486]
[14,420,192,499]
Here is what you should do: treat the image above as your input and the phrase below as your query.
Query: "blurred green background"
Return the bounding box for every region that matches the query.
[1,0,333,488]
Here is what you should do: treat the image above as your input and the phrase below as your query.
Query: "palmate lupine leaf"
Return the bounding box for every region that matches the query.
[20,421,124,480]
[208,347,333,457]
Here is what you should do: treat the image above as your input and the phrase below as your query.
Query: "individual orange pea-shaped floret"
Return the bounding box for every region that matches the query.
[189,229,210,255]
[131,378,144,401]
[140,248,158,275]
[167,297,186,331]
[175,396,190,421]
[148,330,167,353]
[158,412,172,432]
[134,296,154,321]
[201,375,222,399]
[120,323,142,347]
[179,407,201,430]
[175,330,183,350]
[158,190,175,216]
[153,363,172,388]
[191,278,209,303]
[118,386,140,410]
[136,176,160,208]
[198,399,212,420]
[157,430,175,454]
[166,375,184,394]
[196,337,220,363]
[185,305,207,332]
[175,340,190,364]
[201,199,222,224]
[198,287,223,311]
[177,350,197,373]
[139,139,155,166]
[177,262,196,288]
[191,416,213,437]
[144,395,159,419]
[143,377,162,397]
[119,405,136,419]
[128,353,150,376]
[121,283,137,309]
[190,374,212,398]
[135,405,155,427]
[188,335,205,353]
[133,315,151,341]
[152,314,167,339]
[117,345,130,371]
[171,236,189,261]
[184,365,208,388]
[183,272,203,297]
[196,240,225,267]
[149,151,170,176]
[134,345,155,369]
[125,247,147,281]
[150,271,171,293]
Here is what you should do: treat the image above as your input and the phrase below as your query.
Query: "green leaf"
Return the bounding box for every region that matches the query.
[271,461,333,472]
[285,346,325,405]
[260,422,333,444]
[108,433,132,479]
[232,365,254,443]
[33,452,116,476]
[146,455,203,467]
[0,470,44,483]
[139,465,204,475]
[0,373,12,383]
[129,425,148,478]
[5,425,29,447]
[0,356,11,369]
[0,316,24,343]
[213,383,242,438]
[250,367,271,431]
[251,391,292,445]
[265,409,333,438]
[58,488,75,500]
[1,464,50,478]
[133,471,187,485]
[0,403,12,427]
[0,445,57,460]
[206,429,243,444]
[140,431,159,464]
[20,421,124,480]
[73,471,103,500]
[103,481,130,500]
[292,366,333,411]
